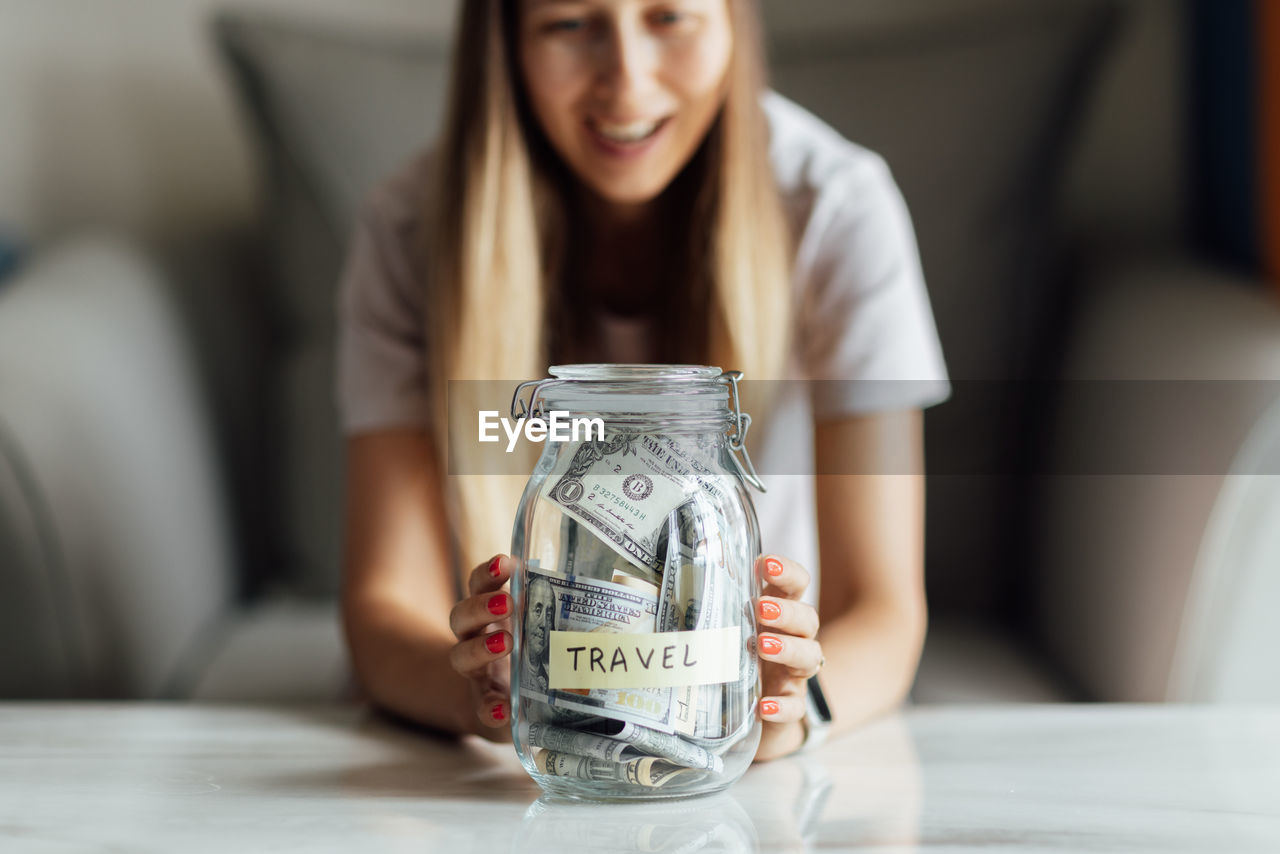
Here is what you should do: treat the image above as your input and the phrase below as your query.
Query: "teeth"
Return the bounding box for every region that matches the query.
[594,119,661,143]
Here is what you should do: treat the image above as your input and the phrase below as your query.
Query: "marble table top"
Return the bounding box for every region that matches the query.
[0,703,1276,852]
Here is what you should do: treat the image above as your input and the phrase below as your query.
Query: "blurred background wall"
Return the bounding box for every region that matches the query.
[1,0,1277,706]
[0,0,1186,245]
[0,0,450,242]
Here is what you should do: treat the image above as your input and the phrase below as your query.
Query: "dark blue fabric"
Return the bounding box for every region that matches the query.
[0,234,24,286]
[1189,0,1259,270]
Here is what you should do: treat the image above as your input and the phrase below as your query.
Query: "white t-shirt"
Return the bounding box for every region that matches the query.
[335,91,950,602]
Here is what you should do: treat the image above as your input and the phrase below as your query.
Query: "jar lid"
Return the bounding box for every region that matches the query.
[512,365,766,492]
[548,364,723,381]
[538,364,730,417]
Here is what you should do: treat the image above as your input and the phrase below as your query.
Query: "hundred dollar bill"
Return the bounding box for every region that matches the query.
[533,749,703,789]
[684,507,725,741]
[656,515,700,736]
[675,499,760,747]
[543,432,699,574]
[662,501,742,741]
[522,567,687,733]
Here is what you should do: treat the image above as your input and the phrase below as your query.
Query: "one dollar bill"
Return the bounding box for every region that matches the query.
[542,432,694,574]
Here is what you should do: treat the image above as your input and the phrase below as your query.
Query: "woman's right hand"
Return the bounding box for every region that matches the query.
[448,554,516,739]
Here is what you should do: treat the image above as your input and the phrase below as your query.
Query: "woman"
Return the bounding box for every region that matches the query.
[338,0,949,762]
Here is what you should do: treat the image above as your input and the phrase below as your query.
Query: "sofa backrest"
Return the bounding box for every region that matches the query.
[0,239,236,698]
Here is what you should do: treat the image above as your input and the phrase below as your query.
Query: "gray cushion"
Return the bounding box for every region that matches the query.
[213,2,1116,610]
[215,14,452,595]
[1037,257,1280,702]
[189,599,350,701]
[216,15,452,242]
[768,0,1118,616]
[0,416,76,697]
[770,0,1117,380]
[0,238,237,697]
[914,618,1076,703]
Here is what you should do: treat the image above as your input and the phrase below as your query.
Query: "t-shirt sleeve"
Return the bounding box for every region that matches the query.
[798,153,951,418]
[334,189,433,435]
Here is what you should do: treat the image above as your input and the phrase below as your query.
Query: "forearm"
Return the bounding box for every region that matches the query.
[817,596,926,737]
[343,595,479,737]
[805,415,929,740]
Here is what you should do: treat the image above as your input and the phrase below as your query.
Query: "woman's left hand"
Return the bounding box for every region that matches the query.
[753,553,824,762]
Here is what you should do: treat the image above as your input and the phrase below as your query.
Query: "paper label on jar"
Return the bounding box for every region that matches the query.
[547,627,741,690]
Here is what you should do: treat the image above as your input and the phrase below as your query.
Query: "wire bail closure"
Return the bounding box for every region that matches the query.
[510,378,547,421]
[719,370,767,493]
[509,369,766,493]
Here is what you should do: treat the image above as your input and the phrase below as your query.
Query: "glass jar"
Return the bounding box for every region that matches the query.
[508,364,765,801]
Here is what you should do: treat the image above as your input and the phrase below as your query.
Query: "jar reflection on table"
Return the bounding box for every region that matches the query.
[512,793,757,854]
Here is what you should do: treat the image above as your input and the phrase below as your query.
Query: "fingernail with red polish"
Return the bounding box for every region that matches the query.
[488,593,510,616]
[758,600,782,622]
[486,632,507,654]
[491,703,506,722]
[488,556,502,578]
[759,635,783,656]
[761,700,780,717]
[764,558,784,577]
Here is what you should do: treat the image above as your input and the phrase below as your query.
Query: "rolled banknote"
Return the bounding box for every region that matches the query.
[522,721,640,763]
[656,514,701,736]
[533,749,704,789]
[584,719,724,774]
[666,501,736,741]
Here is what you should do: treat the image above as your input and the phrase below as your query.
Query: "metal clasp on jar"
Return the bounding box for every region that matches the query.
[720,370,766,493]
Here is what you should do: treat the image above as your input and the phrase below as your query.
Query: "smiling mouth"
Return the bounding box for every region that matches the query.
[587,116,670,144]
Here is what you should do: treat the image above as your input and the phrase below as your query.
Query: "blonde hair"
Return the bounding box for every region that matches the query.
[427,0,792,576]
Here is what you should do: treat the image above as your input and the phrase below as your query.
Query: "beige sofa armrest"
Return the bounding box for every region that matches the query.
[0,237,236,698]
[1034,256,1280,702]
